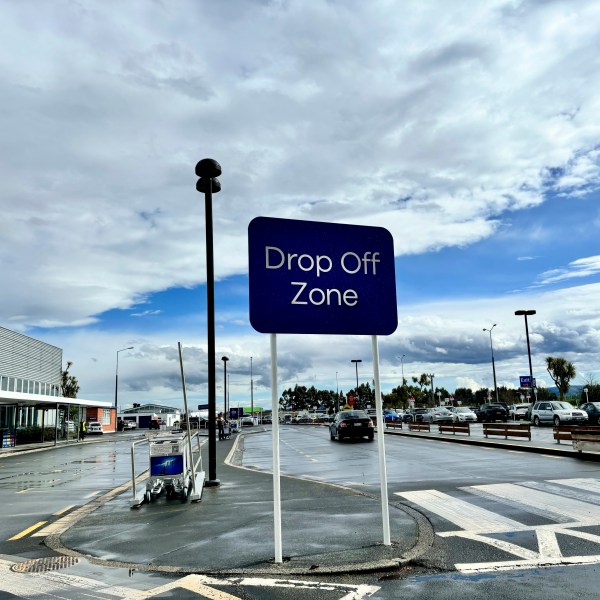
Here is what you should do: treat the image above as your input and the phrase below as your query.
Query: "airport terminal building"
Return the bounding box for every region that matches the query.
[0,326,113,447]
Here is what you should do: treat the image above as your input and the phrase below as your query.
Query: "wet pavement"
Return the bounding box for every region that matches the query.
[3,422,599,577]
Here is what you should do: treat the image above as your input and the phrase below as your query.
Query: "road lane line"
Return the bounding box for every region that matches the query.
[468,483,599,523]
[8,520,47,540]
[53,504,76,516]
[396,489,523,531]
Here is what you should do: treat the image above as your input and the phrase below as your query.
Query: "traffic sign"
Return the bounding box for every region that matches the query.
[519,376,537,388]
[248,217,398,335]
[197,403,210,410]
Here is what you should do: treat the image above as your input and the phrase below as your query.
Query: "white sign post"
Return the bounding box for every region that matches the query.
[249,217,398,562]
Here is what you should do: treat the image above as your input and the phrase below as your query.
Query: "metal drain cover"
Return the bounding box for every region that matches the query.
[11,556,80,573]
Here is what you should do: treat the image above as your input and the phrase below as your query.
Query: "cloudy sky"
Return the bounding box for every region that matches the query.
[2,0,600,411]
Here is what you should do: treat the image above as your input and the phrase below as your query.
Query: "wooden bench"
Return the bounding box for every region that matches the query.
[483,422,531,440]
[554,425,600,444]
[572,431,600,453]
[385,421,403,430]
[439,423,470,436]
[408,422,430,432]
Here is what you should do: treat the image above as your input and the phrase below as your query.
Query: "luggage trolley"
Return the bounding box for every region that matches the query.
[146,432,191,502]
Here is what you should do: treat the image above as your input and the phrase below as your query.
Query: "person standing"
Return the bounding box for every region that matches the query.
[79,420,86,441]
[217,413,225,440]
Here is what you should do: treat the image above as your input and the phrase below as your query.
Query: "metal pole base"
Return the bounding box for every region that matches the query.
[204,479,221,488]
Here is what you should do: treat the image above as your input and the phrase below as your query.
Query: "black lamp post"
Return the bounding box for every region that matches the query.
[222,356,229,417]
[195,158,221,487]
[515,309,536,395]
[483,324,499,403]
[351,359,362,407]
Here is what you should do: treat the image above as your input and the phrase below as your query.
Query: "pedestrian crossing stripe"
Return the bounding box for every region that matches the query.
[395,477,600,573]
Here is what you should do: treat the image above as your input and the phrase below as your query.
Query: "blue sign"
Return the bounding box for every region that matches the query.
[248,217,398,335]
[519,376,537,388]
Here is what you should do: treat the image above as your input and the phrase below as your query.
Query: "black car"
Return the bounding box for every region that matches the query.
[577,402,600,425]
[403,408,427,423]
[477,403,508,422]
[329,410,374,442]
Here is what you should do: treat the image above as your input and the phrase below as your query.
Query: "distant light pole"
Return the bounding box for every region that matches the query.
[250,356,254,421]
[429,374,435,406]
[351,359,362,407]
[222,356,229,417]
[195,157,222,487]
[584,387,589,402]
[336,371,339,412]
[115,346,134,413]
[515,310,536,398]
[436,390,441,405]
[483,324,499,404]
[399,354,406,408]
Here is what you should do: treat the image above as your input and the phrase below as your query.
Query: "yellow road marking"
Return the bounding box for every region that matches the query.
[53,505,76,516]
[8,521,47,540]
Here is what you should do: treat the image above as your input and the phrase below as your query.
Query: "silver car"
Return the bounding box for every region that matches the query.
[530,401,588,426]
[422,407,454,423]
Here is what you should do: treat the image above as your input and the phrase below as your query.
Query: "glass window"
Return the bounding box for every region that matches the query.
[0,376,7,391]
[34,381,40,394]
[16,378,23,393]
[102,409,111,425]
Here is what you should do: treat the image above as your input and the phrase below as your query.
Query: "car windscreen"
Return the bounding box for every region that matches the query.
[552,402,573,410]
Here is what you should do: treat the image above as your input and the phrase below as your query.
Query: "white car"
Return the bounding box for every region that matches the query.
[450,407,477,422]
[508,403,531,421]
[87,422,103,435]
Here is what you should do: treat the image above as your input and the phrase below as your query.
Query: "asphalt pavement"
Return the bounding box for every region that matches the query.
[3,422,599,577]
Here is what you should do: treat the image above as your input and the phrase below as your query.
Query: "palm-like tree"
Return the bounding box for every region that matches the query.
[545,356,576,401]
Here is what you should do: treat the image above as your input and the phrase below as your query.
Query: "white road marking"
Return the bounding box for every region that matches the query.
[395,489,523,531]
[549,477,600,494]
[468,482,600,523]
[0,559,379,599]
[397,478,600,574]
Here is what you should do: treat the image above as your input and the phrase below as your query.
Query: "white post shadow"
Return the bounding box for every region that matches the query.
[372,334,391,545]
[270,333,283,563]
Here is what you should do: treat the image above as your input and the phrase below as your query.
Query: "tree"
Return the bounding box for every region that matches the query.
[61,361,80,398]
[546,356,576,401]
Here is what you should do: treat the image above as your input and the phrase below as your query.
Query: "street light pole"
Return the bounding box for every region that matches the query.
[515,310,536,398]
[196,157,222,487]
[222,357,229,417]
[400,354,406,407]
[429,373,435,406]
[351,359,362,407]
[115,347,134,414]
[336,371,339,412]
[483,324,499,403]
[250,356,254,422]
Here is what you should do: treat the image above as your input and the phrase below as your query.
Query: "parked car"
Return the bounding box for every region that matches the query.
[508,403,531,421]
[87,422,103,435]
[450,407,477,423]
[477,404,508,422]
[530,401,588,426]
[329,410,374,442]
[383,409,402,422]
[580,402,600,425]
[123,420,137,430]
[403,408,427,423]
[240,416,255,426]
[422,407,454,423]
[260,415,273,425]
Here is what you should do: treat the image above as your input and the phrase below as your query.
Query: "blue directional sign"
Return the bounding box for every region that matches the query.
[519,376,537,388]
[248,217,398,335]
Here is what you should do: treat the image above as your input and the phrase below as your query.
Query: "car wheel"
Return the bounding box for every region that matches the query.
[554,416,561,427]
[597,416,600,425]
[330,430,335,441]
[533,416,540,426]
